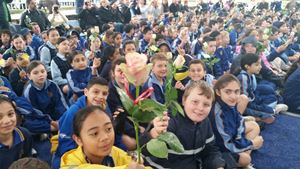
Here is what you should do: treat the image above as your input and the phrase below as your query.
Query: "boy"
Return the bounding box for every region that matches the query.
[138,27,152,54]
[144,81,225,169]
[144,53,168,104]
[0,30,11,54]
[52,77,110,169]
[123,40,136,55]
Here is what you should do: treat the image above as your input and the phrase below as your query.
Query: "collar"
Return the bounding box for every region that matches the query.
[57,53,66,60]
[30,79,50,90]
[46,41,56,49]
[0,128,25,149]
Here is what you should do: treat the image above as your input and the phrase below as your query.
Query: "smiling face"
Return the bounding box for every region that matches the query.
[57,40,70,55]
[84,84,109,108]
[216,81,240,107]
[189,63,205,81]
[0,102,17,136]
[74,111,115,163]
[182,88,213,123]
[28,64,47,87]
[152,60,168,80]
[71,54,87,70]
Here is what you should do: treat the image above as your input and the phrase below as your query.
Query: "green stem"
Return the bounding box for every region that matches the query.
[134,86,141,163]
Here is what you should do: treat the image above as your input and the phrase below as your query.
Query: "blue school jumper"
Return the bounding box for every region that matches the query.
[66,67,95,97]
[198,51,222,78]
[0,127,32,169]
[0,75,13,90]
[210,100,253,153]
[214,47,229,78]
[144,72,166,104]
[283,68,300,113]
[237,70,275,118]
[144,114,225,169]
[9,66,28,96]
[23,79,69,121]
[139,38,149,54]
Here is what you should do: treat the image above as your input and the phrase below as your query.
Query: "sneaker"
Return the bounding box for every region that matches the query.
[275,104,288,114]
[243,163,256,169]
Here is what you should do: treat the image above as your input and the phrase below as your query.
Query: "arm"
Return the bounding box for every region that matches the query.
[66,70,85,93]
[50,60,68,86]
[40,47,51,72]
[53,82,69,119]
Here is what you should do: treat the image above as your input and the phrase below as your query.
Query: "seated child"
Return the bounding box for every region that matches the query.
[50,37,72,94]
[144,81,225,169]
[138,27,153,54]
[209,74,263,168]
[60,106,152,169]
[9,157,50,169]
[144,53,168,104]
[9,53,30,96]
[100,46,121,82]
[0,30,11,54]
[0,96,32,169]
[66,51,100,101]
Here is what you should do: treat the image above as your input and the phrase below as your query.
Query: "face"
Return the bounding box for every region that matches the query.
[216,81,240,107]
[246,59,262,75]
[152,60,168,80]
[32,24,41,34]
[16,56,30,68]
[13,37,25,51]
[25,33,32,45]
[84,84,109,108]
[279,24,289,34]
[215,35,222,47]
[57,40,70,55]
[113,64,126,85]
[124,43,136,54]
[29,64,47,86]
[1,33,10,44]
[91,37,101,50]
[0,102,17,136]
[48,30,60,45]
[244,43,257,54]
[222,34,230,46]
[106,35,114,44]
[41,33,48,43]
[144,31,152,42]
[183,88,213,123]
[114,34,122,46]
[28,0,37,10]
[112,49,120,61]
[189,64,205,81]
[159,45,170,53]
[72,54,87,70]
[205,41,217,55]
[74,111,114,162]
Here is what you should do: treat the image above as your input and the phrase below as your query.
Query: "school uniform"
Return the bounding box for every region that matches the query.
[23,79,69,121]
[9,66,28,96]
[139,38,149,54]
[2,46,35,61]
[214,47,229,78]
[0,75,13,90]
[100,61,112,82]
[283,67,300,113]
[39,41,57,74]
[209,100,253,168]
[198,51,223,78]
[144,72,166,104]
[144,114,225,169]
[50,53,71,87]
[0,127,32,169]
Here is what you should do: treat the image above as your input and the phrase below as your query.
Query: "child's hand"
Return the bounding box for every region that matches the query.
[177,47,185,56]
[252,136,264,150]
[150,112,169,138]
[50,121,59,132]
[175,81,185,90]
[88,51,95,60]
[0,86,10,91]
[113,107,124,119]
[19,70,27,80]
[92,58,101,69]
[127,161,145,169]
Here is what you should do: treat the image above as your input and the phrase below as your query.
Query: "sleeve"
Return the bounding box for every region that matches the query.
[213,55,223,79]
[9,70,27,96]
[51,60,68,86]
[53,82,69,118]
[40,47,51,72]
[213,110,252,153]
[1,76,13,90]
[200,119,226,169]
[238,73,249,97]
[67,70,84,93]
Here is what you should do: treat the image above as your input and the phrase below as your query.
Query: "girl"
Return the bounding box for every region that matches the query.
[66,51,100,101]
[85,34,102,67]
[60,105,152,169]
[0,96,32,169]
[113,32,123,56]
[100,46,121,82]
[50,37,71,95]
[283,59,300,113]
[210,74,263,169]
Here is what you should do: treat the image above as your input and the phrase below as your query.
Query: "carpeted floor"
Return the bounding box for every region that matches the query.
[252,114,300,169]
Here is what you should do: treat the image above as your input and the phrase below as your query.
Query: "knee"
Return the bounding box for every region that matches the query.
[238,153,251,167]
[246,121,260,133]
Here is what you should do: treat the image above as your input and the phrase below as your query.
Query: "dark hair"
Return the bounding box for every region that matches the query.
[123,24,134,33]
[189,59,206,70]
[86,77,108,89]
[103,46,116,60]
[209,19,218,28]
[240,53,260,70]
[0,29,12,37]
[111,57,126,74]
[26,0,32,5]
[203,36,215,43]
[57,37,68,45]
[113,32,122,40]
[46,28,58,36]
[73,106,110,137]
[123,40,136,49]
[210,31,221,39]
[9,157,50,169]
[11,34,23,41]
[214,74,240,97]
[67,50,85,64]
[27,61,46,74]
[105,30,115,38]
[143,27,152,35]
[285,58,300,81]
[0,95,17,112]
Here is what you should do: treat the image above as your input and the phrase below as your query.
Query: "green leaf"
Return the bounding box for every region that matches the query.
[138,99,167,116]
[115,87,133,114]
[146,139,168,158]
[132,107,157,123]
[165,87,178,104]
[170,101,185,117]
[158,132,184,153]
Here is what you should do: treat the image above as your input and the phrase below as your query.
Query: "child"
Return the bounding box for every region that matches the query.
[39,28,60,77]
[144,53,168,104]
[210,74,263,169]
[0,96,32,169]
[100,46,121,82]
[50,37,71,95]
[138,27,153,54]
[237,53,280,124]
[113,32,123,55]
[8,53,30,96]
[102,30,115,48]
[0,30,11,54]
[144,81,225,169]
[60,105,151,169]
[85,35,103,71]
[66,51,100,101]
[52,77,110,169]
[123,40,137,55]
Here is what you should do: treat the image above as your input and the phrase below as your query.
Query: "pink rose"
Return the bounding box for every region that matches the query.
[120,52,152,86]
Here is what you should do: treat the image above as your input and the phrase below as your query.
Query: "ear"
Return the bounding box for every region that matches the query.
[72,134,83,146]
[84,88,88,96]
[216,89,221,97]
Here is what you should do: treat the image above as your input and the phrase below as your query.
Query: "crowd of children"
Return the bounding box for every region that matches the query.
[0,0,300,169]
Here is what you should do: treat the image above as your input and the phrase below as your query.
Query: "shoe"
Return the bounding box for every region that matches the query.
[275,104,288,114]
[243,163,256,169]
